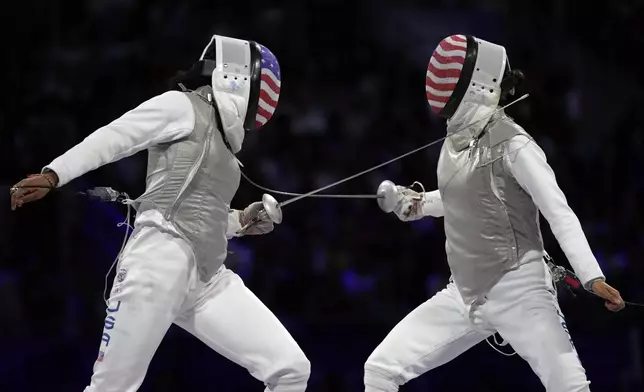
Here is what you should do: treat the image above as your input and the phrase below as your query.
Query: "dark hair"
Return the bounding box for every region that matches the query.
[499,66,525,105]
[167,61,211,91]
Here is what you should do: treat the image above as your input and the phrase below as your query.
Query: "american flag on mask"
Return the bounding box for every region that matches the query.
[256,44,281,129]
[426,34,467,114]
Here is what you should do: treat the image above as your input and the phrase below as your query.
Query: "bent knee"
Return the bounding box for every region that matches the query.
[364,348,398,378]
[265,349,311,387]
[364,352,404,392]
[364,365,400,392]
[364,355,398,381]
[287,352,311,381]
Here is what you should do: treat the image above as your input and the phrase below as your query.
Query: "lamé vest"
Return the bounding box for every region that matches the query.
[137,86,241,281]
[437,113,544,303]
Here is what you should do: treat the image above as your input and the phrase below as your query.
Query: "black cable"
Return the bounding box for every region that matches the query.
[7,185,129,203]
[549,259,644,309]
[6,184,644,308]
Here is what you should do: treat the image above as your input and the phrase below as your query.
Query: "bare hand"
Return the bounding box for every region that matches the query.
[591,281,625,312]
[10,172,59,211]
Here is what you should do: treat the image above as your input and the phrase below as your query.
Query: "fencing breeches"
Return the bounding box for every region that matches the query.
[84,225,310,392]
[364,260,591,392]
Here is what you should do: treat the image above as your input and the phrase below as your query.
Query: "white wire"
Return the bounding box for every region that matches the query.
[485,335,517,357]
[239,171,380,199]
[96,95,533,304]
[102,200,133,306]
[242,94,529,207]
[101,195,159,306]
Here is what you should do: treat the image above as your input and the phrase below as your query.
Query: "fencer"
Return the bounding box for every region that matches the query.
[10,34,310,392]
[364,34,625,392]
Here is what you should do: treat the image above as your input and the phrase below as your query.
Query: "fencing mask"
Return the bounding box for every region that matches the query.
[198,35,282,152]
[425,34,511,150]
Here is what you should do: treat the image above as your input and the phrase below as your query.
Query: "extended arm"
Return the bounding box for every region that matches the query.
[505,135,604,289]
[45,91,195,186]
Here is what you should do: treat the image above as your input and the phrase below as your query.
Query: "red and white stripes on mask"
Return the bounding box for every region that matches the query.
[426,34,467,114]
[255,44,281,129]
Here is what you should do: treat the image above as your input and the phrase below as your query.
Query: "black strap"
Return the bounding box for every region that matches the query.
[212,102,234,154]
[440,35,479,118]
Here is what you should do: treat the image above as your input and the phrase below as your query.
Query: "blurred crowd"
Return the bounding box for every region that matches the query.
[2,0,643,391]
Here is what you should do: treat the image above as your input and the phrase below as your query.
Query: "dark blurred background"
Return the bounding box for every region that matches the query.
[2,0,644,391]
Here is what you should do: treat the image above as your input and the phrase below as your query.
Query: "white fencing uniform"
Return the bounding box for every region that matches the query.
[44,89,310,392]
[365,260,589,392]
[86,226,309,392]
[365,118,602,392]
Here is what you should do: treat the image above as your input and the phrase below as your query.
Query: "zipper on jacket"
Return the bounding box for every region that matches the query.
[165,109,214,220]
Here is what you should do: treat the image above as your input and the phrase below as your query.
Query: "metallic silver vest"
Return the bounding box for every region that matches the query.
[437,113,544,303]
[137,86,241,281]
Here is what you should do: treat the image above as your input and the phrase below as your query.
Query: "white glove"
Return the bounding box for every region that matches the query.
[393,185,426,221]
[236,202,274,236]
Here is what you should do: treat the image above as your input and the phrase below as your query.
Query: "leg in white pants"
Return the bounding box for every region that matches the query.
[84,226,309,391]
[364,283,492,392]
[486,260,591,392]
[365,260,592,392]
[175,267,310,392]
[84,226,197,392]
